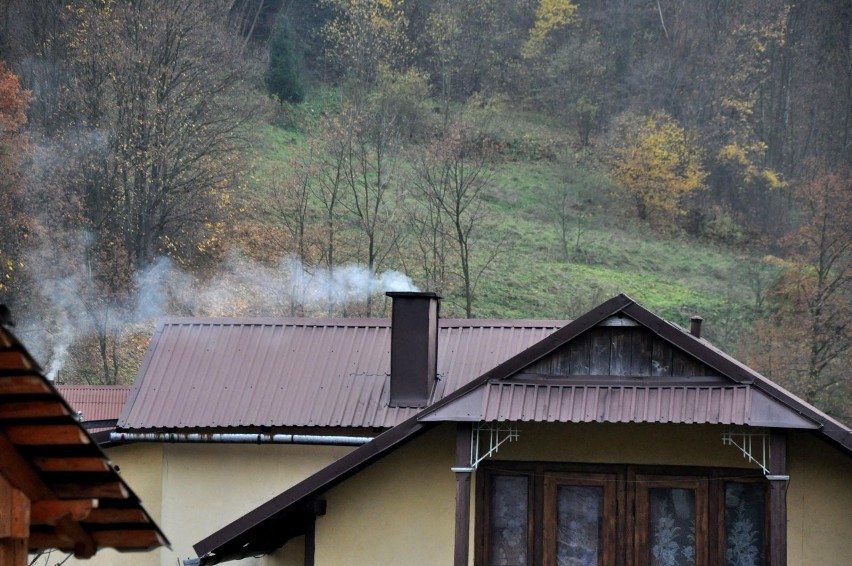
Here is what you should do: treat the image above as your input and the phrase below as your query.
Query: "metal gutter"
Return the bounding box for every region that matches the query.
[109,432,374,446]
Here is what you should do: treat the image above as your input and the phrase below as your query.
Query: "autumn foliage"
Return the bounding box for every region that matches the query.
[0,61,32,301]
[612,112,706,221]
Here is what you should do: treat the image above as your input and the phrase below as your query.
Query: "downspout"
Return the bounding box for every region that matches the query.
[109,432,374,446]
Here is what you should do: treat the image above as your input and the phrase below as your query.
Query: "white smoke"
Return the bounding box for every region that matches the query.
[22,241,419,379]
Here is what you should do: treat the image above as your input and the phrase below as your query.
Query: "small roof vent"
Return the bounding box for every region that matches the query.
[598,315,639,327]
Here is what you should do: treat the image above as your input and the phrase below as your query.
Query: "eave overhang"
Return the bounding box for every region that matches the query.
[0,321,169,556]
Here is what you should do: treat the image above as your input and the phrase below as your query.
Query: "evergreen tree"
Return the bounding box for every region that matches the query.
[266,13,304,104]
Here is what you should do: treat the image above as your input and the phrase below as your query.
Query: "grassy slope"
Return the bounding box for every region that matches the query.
[246,96,764,352]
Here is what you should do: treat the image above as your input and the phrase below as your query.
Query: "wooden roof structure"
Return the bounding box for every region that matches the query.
[0,310,167,564]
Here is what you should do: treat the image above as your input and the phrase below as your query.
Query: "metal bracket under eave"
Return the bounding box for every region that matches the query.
[469,422,520,470]
[721,429,770,475]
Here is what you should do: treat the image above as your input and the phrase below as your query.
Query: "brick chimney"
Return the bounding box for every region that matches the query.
[386,292,441,407]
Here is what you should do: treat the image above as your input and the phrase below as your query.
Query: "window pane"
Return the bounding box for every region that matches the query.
[725,483,766,566]
[489,475,529,566]
[556,485,604,566]
[649,488,696,566]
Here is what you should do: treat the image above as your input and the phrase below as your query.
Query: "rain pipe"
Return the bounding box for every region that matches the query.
[109,432,374,446]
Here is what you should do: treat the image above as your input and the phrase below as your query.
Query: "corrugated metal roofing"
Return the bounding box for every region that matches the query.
[119,318,567,430]
[55,385,130,422]
[479,383,752,424]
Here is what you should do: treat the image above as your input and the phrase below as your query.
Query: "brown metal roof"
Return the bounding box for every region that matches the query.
[55,385,130,423]
[0,321,168,557]
[472,384,752,424]
[422,383,820,428]
[119,318,567,430]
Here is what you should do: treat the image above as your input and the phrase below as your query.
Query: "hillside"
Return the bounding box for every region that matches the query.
[0,0,847,421]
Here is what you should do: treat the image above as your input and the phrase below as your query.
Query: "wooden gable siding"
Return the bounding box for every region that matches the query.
[524,326,719,378]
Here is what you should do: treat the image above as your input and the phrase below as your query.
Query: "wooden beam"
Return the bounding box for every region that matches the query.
[304,514,316,566]
[85,508,148,524]
[31,499,97,525]
[768,430,787,566]
[0,432,53,500]
[4,424,90,445]
[453,423,473,566]
[1,475,31,566]
[53,482,129,500]
[92,529,164,550]
[0,401,70,419]
[0,375,50,394]
[32,457,111,473]
[0,351,32,370]
[55,514,97,558]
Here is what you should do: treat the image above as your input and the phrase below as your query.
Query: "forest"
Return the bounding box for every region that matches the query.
[0,0,848,420]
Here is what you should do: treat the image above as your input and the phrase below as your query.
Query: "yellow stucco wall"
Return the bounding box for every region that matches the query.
[58,441,354,566]
[299,425,458,566]
[786,431,852,566]
[488,422,755,467]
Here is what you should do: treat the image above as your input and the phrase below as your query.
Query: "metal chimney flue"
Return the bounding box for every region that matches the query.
[387,292,441,408]
[690,316,703,338]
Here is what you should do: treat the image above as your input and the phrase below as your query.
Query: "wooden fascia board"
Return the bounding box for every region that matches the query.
[30,499,97,525]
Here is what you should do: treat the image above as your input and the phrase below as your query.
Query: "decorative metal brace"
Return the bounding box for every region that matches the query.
[468,421,520,470]
[722,429,770,475]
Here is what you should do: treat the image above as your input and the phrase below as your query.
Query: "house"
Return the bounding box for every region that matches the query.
[0,309,166,565]
[58,293,851,565]
[188,293,851,566]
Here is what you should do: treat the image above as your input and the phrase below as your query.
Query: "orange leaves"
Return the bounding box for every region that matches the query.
[0,62,31,135]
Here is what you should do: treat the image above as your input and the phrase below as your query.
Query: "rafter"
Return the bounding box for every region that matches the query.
[0,432,53,500]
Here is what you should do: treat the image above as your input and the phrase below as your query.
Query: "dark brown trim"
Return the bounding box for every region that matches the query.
[453,423,472,566]
[478,461,766,566]
[768,431,787,566]
[304,514,315,566]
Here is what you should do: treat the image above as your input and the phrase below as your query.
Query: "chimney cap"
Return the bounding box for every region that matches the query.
[690,315,703,338]
[385,291,442,299]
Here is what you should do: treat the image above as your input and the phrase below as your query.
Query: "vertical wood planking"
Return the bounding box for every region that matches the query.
[651,339,673,376]
[610,328,631,376]
[632,330,653,376]
[551,344,572,375]
[569,334,591,375]
[590,328,611,375]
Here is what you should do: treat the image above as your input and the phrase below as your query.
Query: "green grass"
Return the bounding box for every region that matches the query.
[239,90,766,352]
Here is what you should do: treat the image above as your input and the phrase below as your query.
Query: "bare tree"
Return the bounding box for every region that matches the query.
[410,120,498,318]
[64,0,260,270]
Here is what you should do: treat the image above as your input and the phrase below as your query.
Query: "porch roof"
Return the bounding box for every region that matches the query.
[0,317,168,557]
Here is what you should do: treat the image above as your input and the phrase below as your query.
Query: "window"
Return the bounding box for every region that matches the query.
[477,463,768,566]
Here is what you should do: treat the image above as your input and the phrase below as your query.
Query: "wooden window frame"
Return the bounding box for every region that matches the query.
[476,462,767,566]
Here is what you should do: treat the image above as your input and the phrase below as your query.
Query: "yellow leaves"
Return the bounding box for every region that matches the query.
[613,112,705,219]
[522,0,578,59]
[717,142,783,189]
